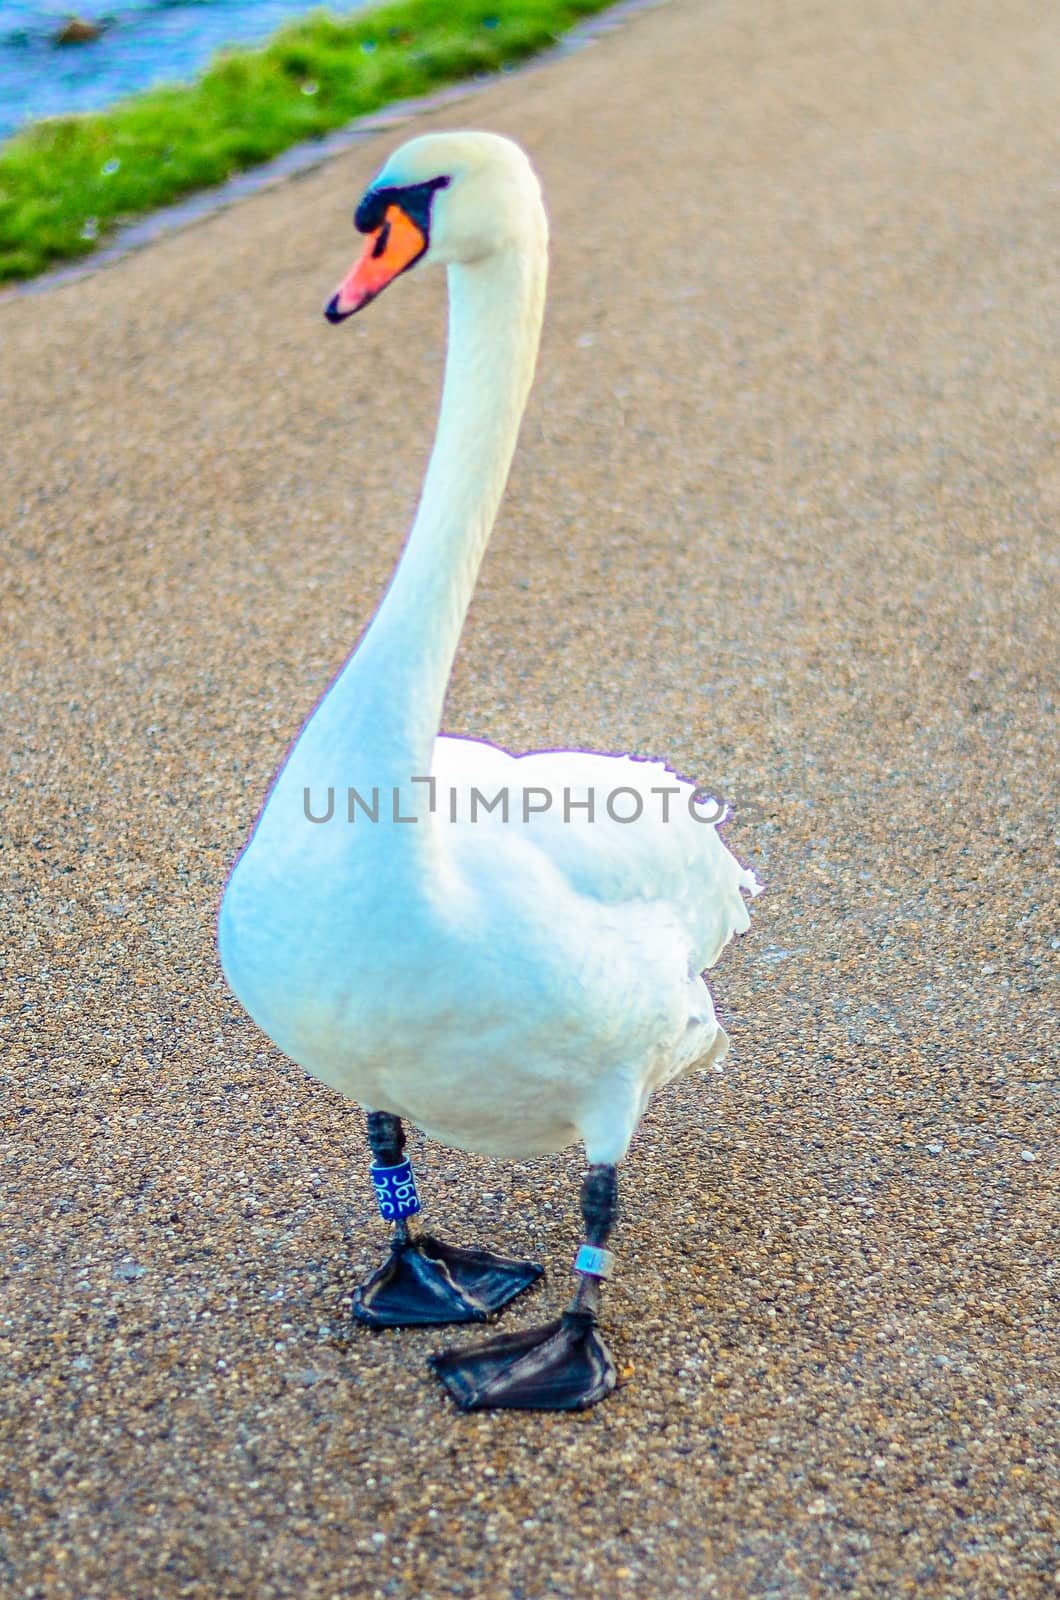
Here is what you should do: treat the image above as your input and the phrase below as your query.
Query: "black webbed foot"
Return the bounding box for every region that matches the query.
[352,1231,542,1329]
[429,1308,617,1410]
[430,1161,622,1411]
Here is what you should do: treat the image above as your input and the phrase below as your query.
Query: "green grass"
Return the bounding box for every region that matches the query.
[0,0,613,283]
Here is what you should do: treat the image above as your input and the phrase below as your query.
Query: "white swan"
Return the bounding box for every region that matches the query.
[218,131,759,1410]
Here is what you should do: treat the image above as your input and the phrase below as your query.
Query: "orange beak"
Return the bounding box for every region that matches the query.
[324,204,428,322]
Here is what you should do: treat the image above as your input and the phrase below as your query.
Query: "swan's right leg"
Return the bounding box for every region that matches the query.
[428,1162,620,1410]
[351,1111,542,1328]
[426,1085,641,1408]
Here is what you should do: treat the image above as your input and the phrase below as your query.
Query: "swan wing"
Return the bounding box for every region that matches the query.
[432,735,760,975]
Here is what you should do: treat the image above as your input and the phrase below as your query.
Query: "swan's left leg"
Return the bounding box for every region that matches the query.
[429,1162,619,1410]
[352,1111,543,1328]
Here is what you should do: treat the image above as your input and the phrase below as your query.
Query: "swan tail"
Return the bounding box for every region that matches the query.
[667,977,730,1084]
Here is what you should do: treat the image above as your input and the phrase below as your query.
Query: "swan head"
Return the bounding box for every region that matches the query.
[324,131,545,322]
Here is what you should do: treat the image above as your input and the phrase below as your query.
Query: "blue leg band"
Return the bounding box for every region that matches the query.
[371,1158,421,1222]
[573,1243,614,1279]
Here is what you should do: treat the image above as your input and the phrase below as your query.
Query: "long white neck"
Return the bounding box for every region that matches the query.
[306,235,547,781]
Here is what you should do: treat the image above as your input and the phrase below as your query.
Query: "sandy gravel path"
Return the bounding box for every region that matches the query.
[2,0,1056,1595]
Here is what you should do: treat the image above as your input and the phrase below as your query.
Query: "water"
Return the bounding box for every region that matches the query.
[0,1,369,144]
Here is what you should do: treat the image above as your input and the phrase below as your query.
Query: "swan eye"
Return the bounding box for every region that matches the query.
[354,175,450,237]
